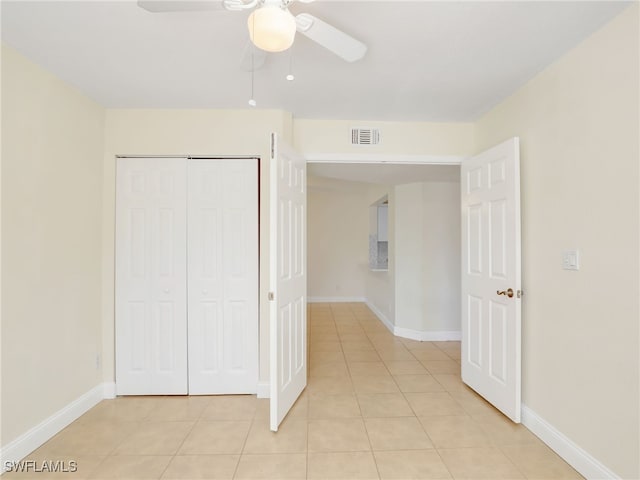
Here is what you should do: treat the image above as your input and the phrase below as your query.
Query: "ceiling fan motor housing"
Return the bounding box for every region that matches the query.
[248,5,297,52]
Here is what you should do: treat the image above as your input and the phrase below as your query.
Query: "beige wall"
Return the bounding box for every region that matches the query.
[394,181,460,334]
[475,5,639,478]
[1,45,105,445]
[307,175,460,337]
[307,176,370,300]
[294,119,475,156]
[102,109,292,386]
[394,183,424,330]
[421,181,460,333]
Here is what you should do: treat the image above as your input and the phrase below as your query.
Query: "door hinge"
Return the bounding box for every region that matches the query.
[268,292,275,301]
[270,133,275,159]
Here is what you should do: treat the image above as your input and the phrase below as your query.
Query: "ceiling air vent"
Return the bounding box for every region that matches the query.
[351,127,381,146]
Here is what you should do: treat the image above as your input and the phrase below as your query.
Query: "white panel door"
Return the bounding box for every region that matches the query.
[270,133,307,431]
[115,157,188,395]
[187,159,259,394]
[461,138,522,422]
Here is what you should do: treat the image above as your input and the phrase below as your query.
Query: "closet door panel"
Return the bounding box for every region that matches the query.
[115,157,188,395]
[188,159,259,394]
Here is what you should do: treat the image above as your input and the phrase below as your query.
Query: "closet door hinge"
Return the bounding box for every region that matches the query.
[268,292,275,301]
[270,133,275,159]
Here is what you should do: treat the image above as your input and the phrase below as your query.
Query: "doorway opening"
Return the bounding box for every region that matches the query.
[306,160,462,339]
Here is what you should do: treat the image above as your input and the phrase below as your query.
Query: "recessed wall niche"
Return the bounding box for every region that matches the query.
[369,195,388,271]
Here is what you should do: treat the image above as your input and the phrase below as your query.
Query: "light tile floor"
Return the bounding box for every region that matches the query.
[5,303,583,479]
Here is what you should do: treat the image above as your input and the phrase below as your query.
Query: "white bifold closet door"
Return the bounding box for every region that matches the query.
[115,158,188,395]
[187,159,258,394]
[115,157,258,396]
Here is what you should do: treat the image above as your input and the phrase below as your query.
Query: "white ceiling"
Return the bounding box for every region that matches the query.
[1,1,629,121]
[308,162,459,185]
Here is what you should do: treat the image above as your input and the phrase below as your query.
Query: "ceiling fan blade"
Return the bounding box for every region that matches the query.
[137,0,224,13]
[295,13,366,63]
[239,42,267,71]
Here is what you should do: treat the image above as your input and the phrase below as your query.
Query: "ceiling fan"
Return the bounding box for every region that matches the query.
[137,0,367,62]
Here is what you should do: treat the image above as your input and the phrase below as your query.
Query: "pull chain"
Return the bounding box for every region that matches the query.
[248,14,257,106]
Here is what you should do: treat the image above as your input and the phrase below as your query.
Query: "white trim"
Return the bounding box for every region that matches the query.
[521,405,619,480]
[365,301,394,334]
[305,153,464,165]
[365,300,461,342]
[256,381,270,399]
[0,384,106,469]
[394,327,462,342]
[308,296,366,303]
[103,382,116,399]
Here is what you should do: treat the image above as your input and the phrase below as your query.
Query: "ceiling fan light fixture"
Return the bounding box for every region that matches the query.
[248,5,296,53]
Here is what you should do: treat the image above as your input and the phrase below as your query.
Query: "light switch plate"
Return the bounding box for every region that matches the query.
[562,250,580,270]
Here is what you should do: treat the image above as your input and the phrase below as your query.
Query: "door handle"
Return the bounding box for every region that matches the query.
[497,288,514,298]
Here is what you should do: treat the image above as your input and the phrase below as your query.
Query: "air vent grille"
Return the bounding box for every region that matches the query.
[351,128,381,146]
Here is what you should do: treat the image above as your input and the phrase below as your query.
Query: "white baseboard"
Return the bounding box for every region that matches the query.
[364,301,394,334]
[103,382,116,399]
[308,296,366,303]
[0,383,106,469]
[256,381,270,399]
[364,301,461,342]
[521,405,619,479]
[394,326,461,342]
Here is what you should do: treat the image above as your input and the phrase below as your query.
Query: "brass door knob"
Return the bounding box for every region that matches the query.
[497,288,514,298]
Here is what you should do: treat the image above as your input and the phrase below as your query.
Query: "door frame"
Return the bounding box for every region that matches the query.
[304,149,522,419]
[305,153,464,166]
[304,151,465,333]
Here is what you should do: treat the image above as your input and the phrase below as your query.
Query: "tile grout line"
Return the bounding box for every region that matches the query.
[349,303,383,480]
[155,404,205,480]
[308,304,478,475]
[232,411,256,479]
[88,409,154,477]
[305,401,310,480]
[307,304,329,479]
[358,311,459,480]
